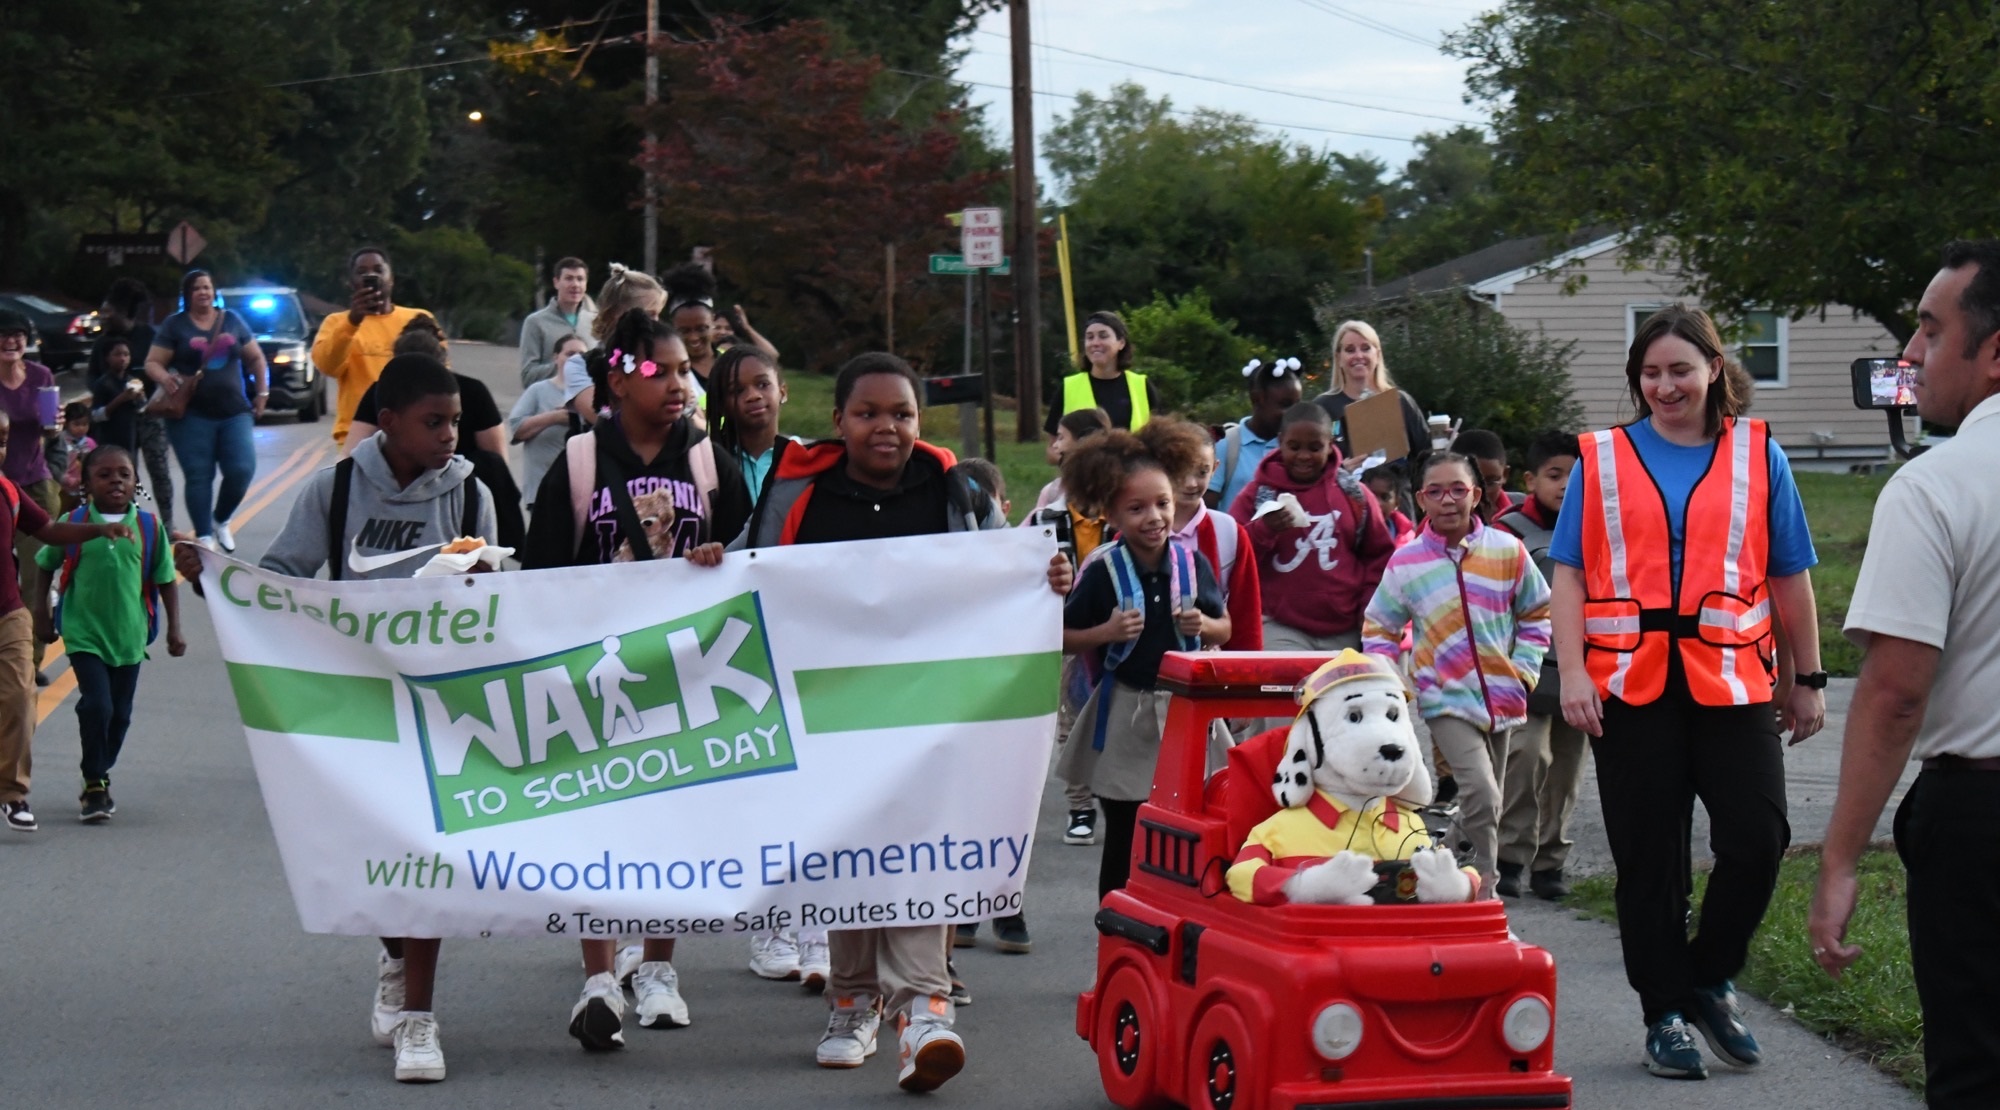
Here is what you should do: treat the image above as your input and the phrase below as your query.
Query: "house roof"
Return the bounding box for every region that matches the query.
[1329,229,1621,310]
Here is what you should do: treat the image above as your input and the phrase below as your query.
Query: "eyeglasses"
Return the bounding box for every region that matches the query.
[1421,484,1474,501]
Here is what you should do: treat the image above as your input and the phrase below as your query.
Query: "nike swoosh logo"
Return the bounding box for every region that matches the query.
[347,540,442,575]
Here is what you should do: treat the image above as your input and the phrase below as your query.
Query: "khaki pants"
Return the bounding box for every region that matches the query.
[0,608,36,802]
[1258,622,1361,732]
[1427,715,1510,894]
[12,479,59,670]
[1499,712,1588,873]
[828,925,954,1022]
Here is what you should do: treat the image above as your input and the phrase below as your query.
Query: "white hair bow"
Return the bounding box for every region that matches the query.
[1241,358,1263,378]
[1244,356,1302,379]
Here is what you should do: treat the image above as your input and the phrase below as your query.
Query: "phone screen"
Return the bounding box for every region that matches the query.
[1850,357,1916,409]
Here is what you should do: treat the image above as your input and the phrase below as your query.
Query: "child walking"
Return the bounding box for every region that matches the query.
[33,444,184,821]
[704,345,794,507]
[1361,451,1551,895]
[1494,430,1585,900]
[1228,402,1394,653]
[176,355,497,1084]
[1058,429,1231,900]
[0,411,139,833]
[509,333,586,508]
[520,308,751,1050]
[1146,416,1261,650]
[727,352,1071,1094]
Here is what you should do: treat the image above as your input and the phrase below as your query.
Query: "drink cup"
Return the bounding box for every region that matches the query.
[37,385,60,427]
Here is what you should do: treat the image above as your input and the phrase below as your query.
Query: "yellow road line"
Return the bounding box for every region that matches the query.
[35,439,333,724]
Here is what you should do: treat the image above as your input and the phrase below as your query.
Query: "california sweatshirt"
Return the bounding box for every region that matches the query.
[260,433,497,581]
[1227,450,1394,637]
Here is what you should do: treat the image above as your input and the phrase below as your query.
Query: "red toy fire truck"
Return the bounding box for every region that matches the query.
[1075,651,1573,1109]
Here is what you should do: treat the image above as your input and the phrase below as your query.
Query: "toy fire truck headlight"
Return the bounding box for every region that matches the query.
[1501,995,1552,1053]
[1311,1002,1364,1060]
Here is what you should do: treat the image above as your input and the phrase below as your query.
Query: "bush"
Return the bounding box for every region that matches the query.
[387,226,535,339]
[1119,290,1256,418]
[1320,293,1585,464]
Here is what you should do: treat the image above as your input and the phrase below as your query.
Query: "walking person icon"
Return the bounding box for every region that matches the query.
[586,636,647,740]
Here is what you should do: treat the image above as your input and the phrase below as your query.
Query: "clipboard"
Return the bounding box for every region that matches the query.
[1344,389,1412,461]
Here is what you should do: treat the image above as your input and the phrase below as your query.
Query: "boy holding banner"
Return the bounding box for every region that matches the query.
[175,354,497,1084]
[729,352,1072,1094]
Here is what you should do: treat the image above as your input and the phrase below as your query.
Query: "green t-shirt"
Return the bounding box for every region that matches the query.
[36,506,171,667]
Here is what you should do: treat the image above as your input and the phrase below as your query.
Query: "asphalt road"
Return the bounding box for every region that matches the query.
[0,343,1918,1108]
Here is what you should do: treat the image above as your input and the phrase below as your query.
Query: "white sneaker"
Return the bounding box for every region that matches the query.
[816,994,881,1068]
[214,520,236,552]
[195,535,218,551]
[750,930,802,980]
[798,936,831,992]
[632,961,690,1028]
[392,1011,446,1082]
[614,943,644,986]
[371,952,406,1046]
[896,1001,965,1092]
[568,971,626,1051]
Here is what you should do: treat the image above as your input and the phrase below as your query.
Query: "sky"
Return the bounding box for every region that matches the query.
[950,0,1497,192]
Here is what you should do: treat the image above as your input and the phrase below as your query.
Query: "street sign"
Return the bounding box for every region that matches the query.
[78,233,168,268]
[961,206,1003,269]
[929,253,1011,276]
[166,220,207,265]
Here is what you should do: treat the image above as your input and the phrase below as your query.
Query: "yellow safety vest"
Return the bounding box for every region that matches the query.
[1061,371,1150,430]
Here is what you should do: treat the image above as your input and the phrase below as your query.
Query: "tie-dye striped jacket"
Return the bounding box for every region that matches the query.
[1360,519,1552,732]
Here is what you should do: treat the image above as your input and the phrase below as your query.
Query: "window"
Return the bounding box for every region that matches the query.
[1626,304,1668,351]
[1738,310,1787,385]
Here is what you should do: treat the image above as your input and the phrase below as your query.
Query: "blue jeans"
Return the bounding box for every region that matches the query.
[71,652,141,785]
[166,411,256,536]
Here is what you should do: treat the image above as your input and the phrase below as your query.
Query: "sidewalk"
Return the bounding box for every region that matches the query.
[1515,677,1922,1106]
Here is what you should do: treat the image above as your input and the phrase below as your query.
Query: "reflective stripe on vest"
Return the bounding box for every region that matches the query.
[1577,418,1775,708]
[1061,371,1150,429]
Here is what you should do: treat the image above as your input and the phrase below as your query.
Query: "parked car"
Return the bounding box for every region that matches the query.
[1075,650,1573,1110]
[215,285,324,422]
[0,292,98,372]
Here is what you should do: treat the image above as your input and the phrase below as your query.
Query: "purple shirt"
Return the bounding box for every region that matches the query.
[0,360,55,487]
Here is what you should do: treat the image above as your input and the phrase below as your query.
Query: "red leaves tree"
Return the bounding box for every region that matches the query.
[638,21,1000,372]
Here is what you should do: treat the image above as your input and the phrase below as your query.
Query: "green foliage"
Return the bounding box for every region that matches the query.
[1793,470,1892,677]
[1325,294,1583,461]
[387,226,534,338]
[1451,0,2000,343]
[1376,128,1515,278]
[1048,83,1374,351]
[1117,291,1256,419]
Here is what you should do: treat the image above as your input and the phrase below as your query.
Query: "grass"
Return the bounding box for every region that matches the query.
[1569,847,1924,1093]
[1793,470,1890,677]
[775,369,1051,523]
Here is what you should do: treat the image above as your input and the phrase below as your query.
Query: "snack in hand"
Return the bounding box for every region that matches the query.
[440,536,485,555]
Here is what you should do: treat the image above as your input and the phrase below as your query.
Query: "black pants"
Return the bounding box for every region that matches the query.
[1098,797,1143,900]
[72,652,141,784]
[1896,766,2000,1108]
[1592,666,1788,1025]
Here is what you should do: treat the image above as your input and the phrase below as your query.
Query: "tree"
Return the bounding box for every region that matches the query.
[1452,0,2000,342]
[635,20,1000,371]
[1047,83,1375,351]
[1374,128,1515,279]
[1120,291,1256,420]
[1321,294,1583,462]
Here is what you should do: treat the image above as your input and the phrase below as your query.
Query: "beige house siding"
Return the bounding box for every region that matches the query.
[1476,242,1905,461]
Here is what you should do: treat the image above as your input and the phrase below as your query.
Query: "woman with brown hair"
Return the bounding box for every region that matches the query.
[1044,310,1160,436]
[1546,304,1824,1080]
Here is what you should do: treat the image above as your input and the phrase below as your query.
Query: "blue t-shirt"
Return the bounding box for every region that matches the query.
[1550,419,1817,583]
[154,309,257,420]
[1208,419,1279,511]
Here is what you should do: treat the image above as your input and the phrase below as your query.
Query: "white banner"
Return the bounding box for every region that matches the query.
[198,530,1061,939]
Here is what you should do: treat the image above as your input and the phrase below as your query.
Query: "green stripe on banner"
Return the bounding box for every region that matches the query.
[794,652,1059,733]
[226,663,399,741]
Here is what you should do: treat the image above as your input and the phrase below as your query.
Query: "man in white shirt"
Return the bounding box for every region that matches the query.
[1810,239,2000,1109]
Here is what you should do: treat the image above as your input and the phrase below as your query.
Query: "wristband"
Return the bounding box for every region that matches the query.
[1794,671,1829,690]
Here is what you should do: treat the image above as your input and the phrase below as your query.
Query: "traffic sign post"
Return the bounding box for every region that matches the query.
[928,254,1011,276]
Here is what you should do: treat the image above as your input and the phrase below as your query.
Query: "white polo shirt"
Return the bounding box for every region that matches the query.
[1845,391,2000,759]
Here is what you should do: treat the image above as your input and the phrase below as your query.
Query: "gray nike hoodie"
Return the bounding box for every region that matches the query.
[260,432,498,581]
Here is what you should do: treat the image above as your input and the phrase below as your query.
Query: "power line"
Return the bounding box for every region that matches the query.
[1290,0,1441,49]
[969,32,1475,124]
[893,67,1419,143]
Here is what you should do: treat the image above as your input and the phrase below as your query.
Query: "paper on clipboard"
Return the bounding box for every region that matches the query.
[1344,389,1412,461]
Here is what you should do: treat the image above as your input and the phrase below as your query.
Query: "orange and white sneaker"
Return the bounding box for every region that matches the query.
[896,996,965,1092]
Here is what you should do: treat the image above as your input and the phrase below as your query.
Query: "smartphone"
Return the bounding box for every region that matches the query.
[1850,357,1916,410]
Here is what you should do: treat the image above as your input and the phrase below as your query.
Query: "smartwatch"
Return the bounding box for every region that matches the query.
[1795,671,1829,690]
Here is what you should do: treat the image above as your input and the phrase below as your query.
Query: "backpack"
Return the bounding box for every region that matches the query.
[54,507,163,644]
[1214,422,1247,505]
[566,429,717,560]
[326,458,484,581]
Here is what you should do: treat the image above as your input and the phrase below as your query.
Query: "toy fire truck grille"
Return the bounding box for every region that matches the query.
[1136,819,1201,886]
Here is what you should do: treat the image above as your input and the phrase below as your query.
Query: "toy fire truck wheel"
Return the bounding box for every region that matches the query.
[1094,967,1170,1109]
[1185,1003,1259,1110]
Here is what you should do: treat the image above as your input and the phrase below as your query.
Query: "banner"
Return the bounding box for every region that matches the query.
[197,530,1061,939]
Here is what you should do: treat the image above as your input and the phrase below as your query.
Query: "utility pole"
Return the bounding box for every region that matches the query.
[1009,0,1042,442]
[642,0,659,275]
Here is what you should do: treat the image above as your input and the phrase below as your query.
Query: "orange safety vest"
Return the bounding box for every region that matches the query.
[1577,417,1775,707]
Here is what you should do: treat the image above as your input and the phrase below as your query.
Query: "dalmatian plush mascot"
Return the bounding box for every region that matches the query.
[1226,650,1480,905]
